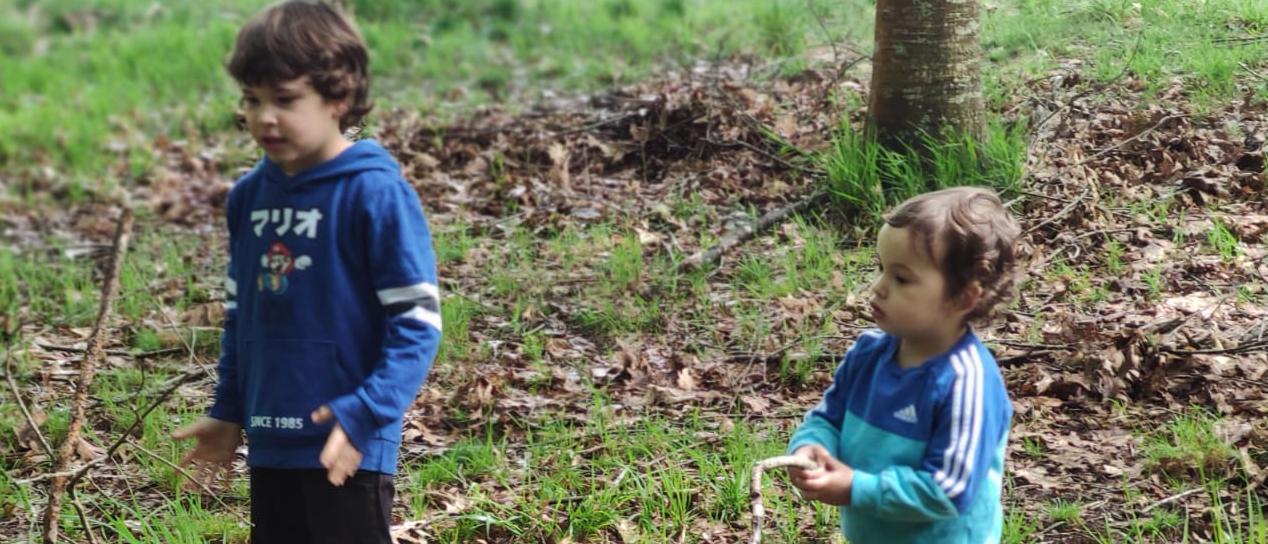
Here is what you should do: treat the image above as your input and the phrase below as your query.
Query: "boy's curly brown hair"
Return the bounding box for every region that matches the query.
[885,186,1022,322]
[227,0,372,131]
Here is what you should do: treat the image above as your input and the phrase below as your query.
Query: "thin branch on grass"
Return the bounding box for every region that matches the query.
[69,484,97,544]
[1214,35,1268,45]
[42,208,132,544]
[680,191,827,272]
[1028,29,1145,142]
[1142,488,1202,513]
[5,339,56,459]
[1025,184,1093,235]
[992,340,1075,351]
[724,352,840,366]
[1073,114,1184,167]
[749,455,818,544]
[132,262,216,380]
[704,136,826,177]
[35,343,183,359]
[125,441,247,523]
[1238,62,1268,83]
[1160,339,1268,356]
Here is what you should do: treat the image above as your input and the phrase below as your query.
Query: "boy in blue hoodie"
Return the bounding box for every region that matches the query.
[171,2,441,542]
[787,187,1020,543]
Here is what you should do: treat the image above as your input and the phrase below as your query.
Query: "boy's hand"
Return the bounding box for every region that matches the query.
[171,417,243,490]
[788,444,854,506]
[311,405,362,487]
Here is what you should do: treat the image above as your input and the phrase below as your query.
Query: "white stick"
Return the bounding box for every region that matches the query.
[750,455,819,544]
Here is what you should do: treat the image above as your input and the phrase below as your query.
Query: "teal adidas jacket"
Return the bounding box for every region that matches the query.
[788,329,1011,543]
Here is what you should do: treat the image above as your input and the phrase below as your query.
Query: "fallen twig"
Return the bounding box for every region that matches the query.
[1025,184,1093,235]
[1074,114,1184,167]
[704,136,827,177]
[125,441,247,523]
[1214,35,1268,44]
[1160,339,1268,356]
[5,339,55,459]
[1142,487,1202,513]
[750,455,818,544]
[681,191,827,272]
[41,209,132,544]
[724,352,840,366]
[36,342,183,359]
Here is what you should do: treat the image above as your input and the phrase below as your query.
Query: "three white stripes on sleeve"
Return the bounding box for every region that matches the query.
[933,346,984,499]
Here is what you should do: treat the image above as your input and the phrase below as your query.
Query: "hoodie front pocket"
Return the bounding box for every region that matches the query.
[243,339,349,439]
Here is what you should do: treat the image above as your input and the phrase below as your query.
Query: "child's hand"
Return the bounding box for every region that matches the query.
[171,417,243,489]
[311,405,362,486]
[788,444,854,506]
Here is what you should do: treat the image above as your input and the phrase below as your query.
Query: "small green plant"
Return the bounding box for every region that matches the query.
[1237,284,1261,306]
[1045,498,1085,524]
[1207,219,1241,262]
[438,295,482,363]
[1021,437,1045,459]
[1143,264,1165,301]
[1003,508,1040,544]
[1106,239,1125,275]
[1144,409,1237,478]
[607,233,643,291]
[435,219,477,265]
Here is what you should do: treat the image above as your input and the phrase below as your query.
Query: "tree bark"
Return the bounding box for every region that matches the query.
[868,0,984,151]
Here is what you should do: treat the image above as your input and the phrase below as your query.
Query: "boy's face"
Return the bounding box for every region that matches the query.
[240,76,347,175]
[868,225,968,342]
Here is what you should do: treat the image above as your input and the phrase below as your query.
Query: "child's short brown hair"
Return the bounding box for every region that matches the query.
[227,0,372,131]
[885,186,1021,322]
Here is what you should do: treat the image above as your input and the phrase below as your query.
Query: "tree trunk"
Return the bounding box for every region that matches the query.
[867,0,984,152]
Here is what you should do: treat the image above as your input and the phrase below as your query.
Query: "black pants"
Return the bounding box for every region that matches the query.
[249,468,394,544]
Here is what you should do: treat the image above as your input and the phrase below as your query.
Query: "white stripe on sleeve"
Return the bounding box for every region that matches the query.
[935,347,983,497]
[400,305,443,332]
[946,348,986,498]
[377,282,440,306]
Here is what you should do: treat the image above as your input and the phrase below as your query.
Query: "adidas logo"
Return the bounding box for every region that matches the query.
[893,404,918,424]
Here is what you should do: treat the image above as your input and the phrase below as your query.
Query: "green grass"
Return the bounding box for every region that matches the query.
[1144,409,1238,480]
[102,494,247,544]
[1207,218,1244,262]
[398,405,821,543]
[1002,506,1041,544]
[1046,498,1086,524]
[0,0,869,196]
[820,119,1028,224]
[0,247,100,327]
[981,0,1268,109]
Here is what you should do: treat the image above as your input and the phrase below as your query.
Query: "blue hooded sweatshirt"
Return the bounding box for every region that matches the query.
[208,140,441,475]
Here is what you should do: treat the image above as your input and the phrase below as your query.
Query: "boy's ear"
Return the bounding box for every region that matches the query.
[327,97,348,118]
[955,281,983,314]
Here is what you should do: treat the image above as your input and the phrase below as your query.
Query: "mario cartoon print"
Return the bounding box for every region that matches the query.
[257,241,312,295]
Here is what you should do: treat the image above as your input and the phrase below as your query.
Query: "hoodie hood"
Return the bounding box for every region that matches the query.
[260,140,400,190]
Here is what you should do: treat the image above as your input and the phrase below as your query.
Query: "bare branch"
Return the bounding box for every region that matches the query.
[750,455,818,544]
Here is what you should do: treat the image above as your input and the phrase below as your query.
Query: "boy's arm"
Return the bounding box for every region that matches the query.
[787,331,882,459]
[325,181,442,454]
[208,192,244,424]
[849,347,1007,522]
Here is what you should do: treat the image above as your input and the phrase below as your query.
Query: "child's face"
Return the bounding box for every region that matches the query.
[868,225,967,342]
[240,76,346,175]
